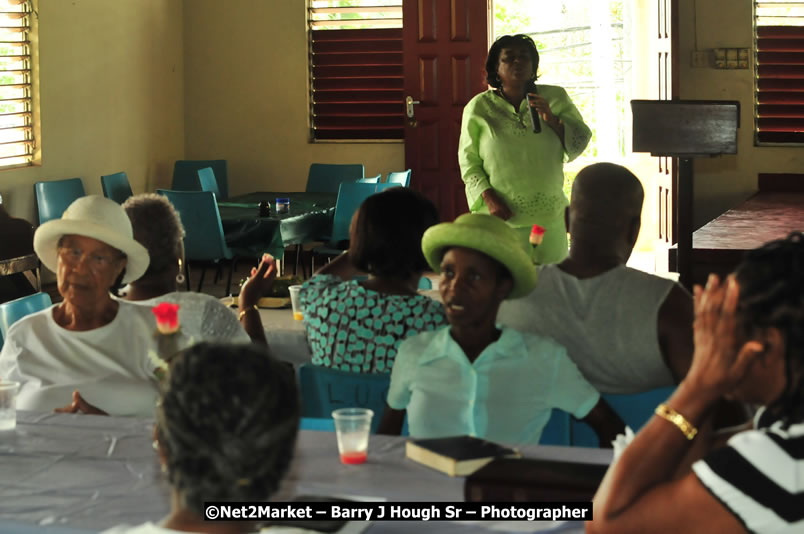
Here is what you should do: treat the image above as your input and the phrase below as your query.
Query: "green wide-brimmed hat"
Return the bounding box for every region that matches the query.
[421,213,538,299]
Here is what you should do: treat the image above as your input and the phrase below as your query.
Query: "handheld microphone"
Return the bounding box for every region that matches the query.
[527,82,541,134]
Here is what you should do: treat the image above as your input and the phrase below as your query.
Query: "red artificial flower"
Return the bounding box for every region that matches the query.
[152,302,180,333]
[529,224,546,246]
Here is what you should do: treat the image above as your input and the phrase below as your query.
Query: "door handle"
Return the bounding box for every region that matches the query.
[405,96,420,119]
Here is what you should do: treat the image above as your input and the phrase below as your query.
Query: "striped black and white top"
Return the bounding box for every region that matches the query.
[692,408,804,533]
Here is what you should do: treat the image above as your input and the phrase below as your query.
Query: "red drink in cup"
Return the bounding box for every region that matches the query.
[340,451,368,464]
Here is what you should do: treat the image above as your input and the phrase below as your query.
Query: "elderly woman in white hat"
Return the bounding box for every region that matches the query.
[379,213,624,445]
[0,195,162,416]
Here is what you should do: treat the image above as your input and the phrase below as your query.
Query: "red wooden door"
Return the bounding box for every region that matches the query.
[402,0,490,222]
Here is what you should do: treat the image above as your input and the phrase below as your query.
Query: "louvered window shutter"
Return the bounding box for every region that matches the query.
[309,1,404,141]
[756,2,804,143]
[0,0,34,167]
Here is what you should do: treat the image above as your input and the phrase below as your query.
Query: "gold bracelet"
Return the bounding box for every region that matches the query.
[238,304,259,321]
[655,403,698,440]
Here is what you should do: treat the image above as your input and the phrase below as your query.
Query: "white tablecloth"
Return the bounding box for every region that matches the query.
[258,307,312,366]
[0,412,610,533]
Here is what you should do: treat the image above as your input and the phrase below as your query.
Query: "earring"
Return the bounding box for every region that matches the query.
[176,258,186,285]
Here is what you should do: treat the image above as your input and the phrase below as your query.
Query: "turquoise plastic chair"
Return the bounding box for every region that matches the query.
[196,167,220,196]
[34,178,85,224]
[375,182,403,193]
[0,292,52,342]
[570,386,676,447]
[306,163,365,194]
[100,172,133,204]
[157,190,250,295]
[298,363,390,434]
[357,174,381,184]
[172,160,228,200]
[300,417,336,432]
[386,169,411,187]
[539,409,571,446]
[311,182,378,265]
[417,276,432,290]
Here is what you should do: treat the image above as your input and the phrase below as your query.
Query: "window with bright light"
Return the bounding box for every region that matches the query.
[0,0,35,168]
[755,1,804,144]
[494,0,631,198]
[308,0,404,141]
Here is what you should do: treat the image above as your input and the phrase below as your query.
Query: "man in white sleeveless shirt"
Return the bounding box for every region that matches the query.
[498,162,693,394]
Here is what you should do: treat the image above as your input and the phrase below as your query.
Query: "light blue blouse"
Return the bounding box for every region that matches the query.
[387,326,600,445]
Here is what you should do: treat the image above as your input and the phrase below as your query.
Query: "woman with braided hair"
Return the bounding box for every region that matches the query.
[103,342,299,534]
[589,232,804,534]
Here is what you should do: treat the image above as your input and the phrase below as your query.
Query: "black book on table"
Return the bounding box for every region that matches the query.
[464,457,609,502]
[405,435,521,477]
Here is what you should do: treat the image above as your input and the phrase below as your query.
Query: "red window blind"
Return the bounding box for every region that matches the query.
[309,2,404,141]
[756,2,804,143]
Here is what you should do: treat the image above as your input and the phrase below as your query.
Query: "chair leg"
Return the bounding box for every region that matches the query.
[184,261,191,291]
[295,245,301,277]
[197,266,207,292]
[225,260,235,296]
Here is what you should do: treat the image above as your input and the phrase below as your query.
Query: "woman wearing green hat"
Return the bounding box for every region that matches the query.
[378,213,623,445]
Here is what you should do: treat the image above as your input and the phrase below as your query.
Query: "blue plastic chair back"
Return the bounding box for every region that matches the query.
[34,178,85,224]
[157,190,232,261]
[196,167,220,196]
[330,182,378,244]
[417,276,432,290]
[0,292,52,340]
[570,386,676,447]
[357,174,381,184]
[539,409,571,446]
[386,169,411,187]
[298,363,390,433]
[375,182,403,193]
[306,163,365,194]
[100,172,133,204]
[300,417,337,432]
[172,160,228,199]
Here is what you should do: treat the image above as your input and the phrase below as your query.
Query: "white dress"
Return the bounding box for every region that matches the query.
[0,300,161,416]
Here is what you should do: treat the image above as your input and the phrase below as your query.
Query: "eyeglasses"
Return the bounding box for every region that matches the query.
[57,245,124,271]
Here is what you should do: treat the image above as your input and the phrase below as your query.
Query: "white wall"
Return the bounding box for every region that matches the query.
[679,0,804,228]
[0,0,185,222]
[182,0,404,195]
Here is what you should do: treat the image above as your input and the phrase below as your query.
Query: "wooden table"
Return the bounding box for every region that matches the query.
[217,192,337,269]
[668,192,804,285]
[0,253,40,292]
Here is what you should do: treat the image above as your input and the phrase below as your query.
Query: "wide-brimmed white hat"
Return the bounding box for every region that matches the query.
[34,195,150,284]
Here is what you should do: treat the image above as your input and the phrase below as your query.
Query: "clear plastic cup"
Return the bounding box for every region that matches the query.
[0,381,20,432]
[332,407,373,465]
[289,284,303,320]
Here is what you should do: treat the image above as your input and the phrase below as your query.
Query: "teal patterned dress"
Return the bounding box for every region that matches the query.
[299,275,447,374]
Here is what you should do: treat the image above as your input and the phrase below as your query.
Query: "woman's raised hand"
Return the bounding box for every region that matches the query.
[481,189,513,220]
[687,274,764,398]
[527,93,557,126]
[239,254,278,309]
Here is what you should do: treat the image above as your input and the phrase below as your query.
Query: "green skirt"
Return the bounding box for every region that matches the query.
[510,213,568,265]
